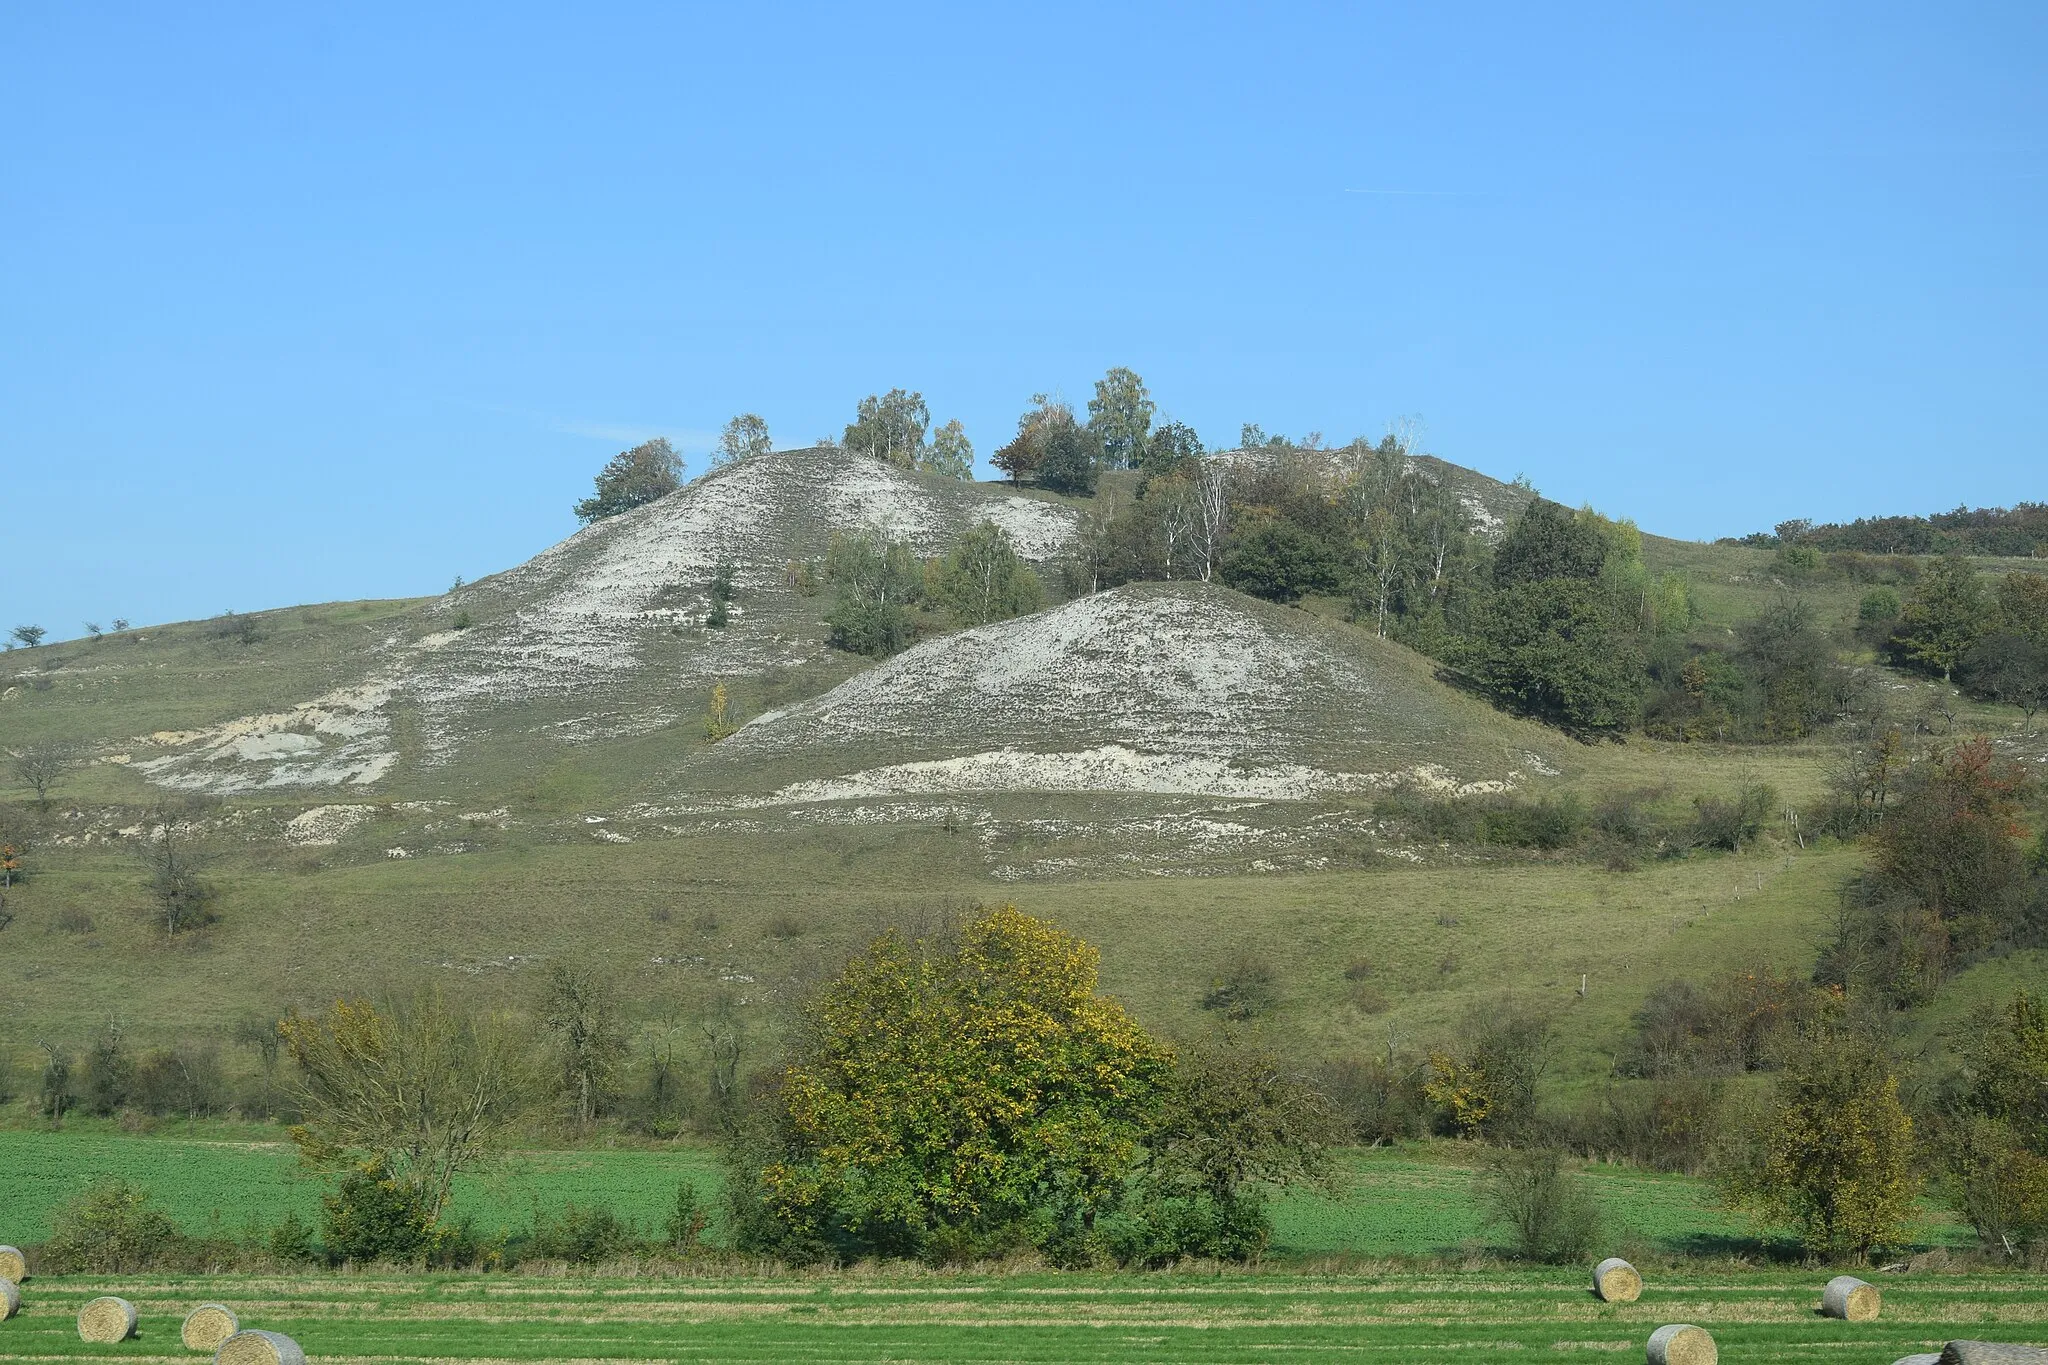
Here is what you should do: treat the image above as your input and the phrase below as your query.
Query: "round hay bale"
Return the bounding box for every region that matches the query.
[1895,1355,1943,1365]
[0,1278,19,1321]
[1593,1256,1643,1303]
[1822,1274,1881,1322]
[214,1329,307,1365]
[1647,1323,1717,1365]
[77,1295,139,1343]
[182,1305,240,1352]
[0,1246,24,1282]
[1940,1345,2048,1365]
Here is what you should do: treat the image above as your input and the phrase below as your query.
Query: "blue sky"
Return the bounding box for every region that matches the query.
[3,2,2042,639]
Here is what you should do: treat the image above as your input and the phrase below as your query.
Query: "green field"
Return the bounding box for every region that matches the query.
[0,1267,2041,1363]
[0,1127,1973,1259]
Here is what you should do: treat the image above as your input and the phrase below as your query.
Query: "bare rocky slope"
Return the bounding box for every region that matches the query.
[131,448,1077,796]
[682,580,1562,806]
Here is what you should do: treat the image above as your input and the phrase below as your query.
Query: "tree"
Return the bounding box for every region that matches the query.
[1493,499,1610,585]
[844,389,930,467]
[1424,1009,1554,1142]
[573,438,683,524]
[1464,579,1644,731]
[1087,367,1155,468]
[1937,990,2048,1255]
[934,522,1044,627]
[280,988,534,1220]
[994,395,1099,495]
[10,625,46,648]
[1035,411,1103,496]
[1139,420,1204,477]
[1892,551,1991,680]
[1721,1025,1918,1260]
[746,906,1173,1262]
[715,414,772,466]
[821,530,924,657]
[11,741,76,811]
[83,622,103,642]
[1961,571,2048,729]
[138,799,218,936]
[542,962,626,1130]
[923,419,974,479]
[1219,516,1342,603]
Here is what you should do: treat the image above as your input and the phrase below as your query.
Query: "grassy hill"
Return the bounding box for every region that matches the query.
[1,446,2040,1110]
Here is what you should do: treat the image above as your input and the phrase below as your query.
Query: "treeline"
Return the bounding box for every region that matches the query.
[1731,504,2048,559]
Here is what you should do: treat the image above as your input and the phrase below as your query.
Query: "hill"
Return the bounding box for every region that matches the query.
[1,442,2038,1110]
[124,448,1078,798]
[686,580,1563,805]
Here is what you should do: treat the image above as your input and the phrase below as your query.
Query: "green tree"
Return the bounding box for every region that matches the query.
[1892,551,1990,680]
[935,522,1044,627]
[715,414,772,466]
[844,389,930,467]
[995,395,1099,495]
[821,530,924,657]
[1139,420,1204,477]
[1464,579,1644,731]
[9,624,47,648]
[1219,516,1342,603]
[922,418,974,479]
[1962,571,2048,729]
[746,906,1174,1262]
[1938,990,2048,1255]
[573,438,683,524]
[1087,367,1155,468]
[1721,1025,1918,1260]
[1492,499,1610,585]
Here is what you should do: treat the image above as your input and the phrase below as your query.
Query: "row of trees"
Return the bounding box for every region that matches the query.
[1874,555,2048,724]
[1735,503,2048,559]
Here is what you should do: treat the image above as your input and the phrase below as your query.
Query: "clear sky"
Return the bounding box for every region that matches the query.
[3,3,2042,640]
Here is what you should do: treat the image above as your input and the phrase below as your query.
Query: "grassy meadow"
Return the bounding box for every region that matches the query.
[0,1266,2041,1364]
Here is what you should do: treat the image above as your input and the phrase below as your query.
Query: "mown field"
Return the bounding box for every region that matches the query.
[0,1128,1973,1258]
[0,1267,2042,1363]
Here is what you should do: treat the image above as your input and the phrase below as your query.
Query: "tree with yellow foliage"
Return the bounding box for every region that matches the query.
[1720,1024,1918,1260]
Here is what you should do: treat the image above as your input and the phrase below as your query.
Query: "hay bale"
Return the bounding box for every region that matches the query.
[1593,1256,1643,1303]
[1822,1274,1881,1321]
[1940,1346,2048,1365]
[0,1278,19,1321]
[1647,1323,1717,1365]
[1895,1355,1943,1365]
[77,1295,139,1343]
[214,1329,307,1365]
[0,1246,24,1282]
[182,1305,240,1352]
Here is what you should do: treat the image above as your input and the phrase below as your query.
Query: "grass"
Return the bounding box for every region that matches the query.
[0,1127,1974,1258]
[0,1266,2042,1363]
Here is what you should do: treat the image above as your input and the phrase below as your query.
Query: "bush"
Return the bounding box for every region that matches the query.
[321,1165,439,1265]
[1559,1078,1725,1173]
[1690,783,1777,852]
[526,1201,639,1264]
[1202,952,1279,1020]
[1476,1146,1603,1262]
[664,1182,708,1254]
[131,1045,227,1117]
[269,1210,319,1265]
[1091,1190,1270,1267]
[40,1178,186,1273]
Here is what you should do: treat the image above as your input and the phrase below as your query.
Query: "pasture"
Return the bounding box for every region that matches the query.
[0,1267,2041,1363]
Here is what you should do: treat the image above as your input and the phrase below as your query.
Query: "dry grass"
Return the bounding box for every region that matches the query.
[180,1303,239,1351]
[76,1295,137,1342]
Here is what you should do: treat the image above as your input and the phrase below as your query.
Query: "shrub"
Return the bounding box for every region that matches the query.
[40,1178,185,1273]
[1690,783,1777,852]
[269,1210,319,1265]
[527,1201,638,1264]
[320,1165,438,1265]
[1476,1146,1603,1262]
[1202,952,1278,1020]
[664,1183,708,1254]
[131,1046,227,1117]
